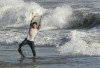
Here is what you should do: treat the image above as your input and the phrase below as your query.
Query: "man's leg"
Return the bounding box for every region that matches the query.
[28,41,36,57]
[18,38,28,57]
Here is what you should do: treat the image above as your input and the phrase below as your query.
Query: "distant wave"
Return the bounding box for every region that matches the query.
[70,11,100,29]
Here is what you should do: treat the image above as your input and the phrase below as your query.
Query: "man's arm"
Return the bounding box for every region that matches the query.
[30,13,38,24]
[38,16,42,30]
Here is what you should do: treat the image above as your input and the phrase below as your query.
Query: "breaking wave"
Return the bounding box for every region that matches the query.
[0,0,100,30]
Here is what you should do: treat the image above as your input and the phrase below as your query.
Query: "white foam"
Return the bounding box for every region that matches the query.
[0,0,46,27]
[58,30,100,56]
[0,0,74,29]
[1,0,100,30]
[1,27,100,56]
[42,4,73,30]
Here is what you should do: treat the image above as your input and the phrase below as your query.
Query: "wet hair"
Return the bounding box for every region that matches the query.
[32,22,37,25]
[31,22,37,28]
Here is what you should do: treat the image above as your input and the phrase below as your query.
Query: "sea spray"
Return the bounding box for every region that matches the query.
[42,4,73,30]
[0,0,46,27]
[0,0,100,29]
[57,30,100,56]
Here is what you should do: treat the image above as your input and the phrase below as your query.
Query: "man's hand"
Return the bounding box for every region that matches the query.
[34,13,39,17]
[40,16,42,19]
[32,11,34,16]
[30,13,39,24]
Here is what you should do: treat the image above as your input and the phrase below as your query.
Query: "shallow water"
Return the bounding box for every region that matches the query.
[0,46,100,68]
[0,27,100,68]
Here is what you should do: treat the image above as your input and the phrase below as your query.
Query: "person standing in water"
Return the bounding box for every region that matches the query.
[18,13,42,57]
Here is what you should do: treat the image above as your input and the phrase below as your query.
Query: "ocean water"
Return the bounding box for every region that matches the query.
[0,0,100,68]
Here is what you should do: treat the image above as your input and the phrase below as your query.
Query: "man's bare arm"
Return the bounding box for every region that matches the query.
[30,13,38,24]
[38,16,42,30]
[30,16,36,24]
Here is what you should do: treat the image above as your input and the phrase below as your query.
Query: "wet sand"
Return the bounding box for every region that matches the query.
[0,45,100,68]
[0,45,64,68]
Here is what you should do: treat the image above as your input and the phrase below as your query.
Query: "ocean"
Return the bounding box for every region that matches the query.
[0,0,100,68]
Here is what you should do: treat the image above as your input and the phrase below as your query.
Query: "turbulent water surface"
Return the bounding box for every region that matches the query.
[0,0,100,68]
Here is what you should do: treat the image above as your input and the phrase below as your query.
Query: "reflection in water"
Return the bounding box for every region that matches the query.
[19,57,37,68]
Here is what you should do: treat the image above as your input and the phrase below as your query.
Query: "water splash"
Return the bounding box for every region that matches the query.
[58,30,100,56]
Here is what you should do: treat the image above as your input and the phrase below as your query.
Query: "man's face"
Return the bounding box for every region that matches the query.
[33,24,37,28]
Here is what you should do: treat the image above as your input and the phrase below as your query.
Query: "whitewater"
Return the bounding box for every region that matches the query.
[0,0,100,68]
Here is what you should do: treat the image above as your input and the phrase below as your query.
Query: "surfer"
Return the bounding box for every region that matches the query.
[18,13,42,57]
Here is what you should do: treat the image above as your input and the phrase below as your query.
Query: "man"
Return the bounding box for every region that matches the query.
[18,13,42,57]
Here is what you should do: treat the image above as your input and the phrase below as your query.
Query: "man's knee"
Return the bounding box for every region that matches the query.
[18,48,21,52]
[18,43,23,49]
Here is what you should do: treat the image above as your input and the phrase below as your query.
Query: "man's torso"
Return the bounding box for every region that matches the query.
[27,26,38,41]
